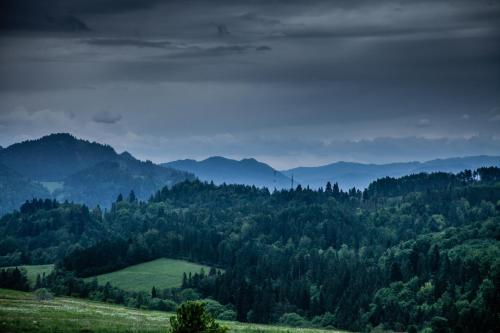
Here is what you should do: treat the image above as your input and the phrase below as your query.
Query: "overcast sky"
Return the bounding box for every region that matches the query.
[0,0,499,169]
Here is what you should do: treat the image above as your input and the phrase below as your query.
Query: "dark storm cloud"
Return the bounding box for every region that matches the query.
[0,0,166,31]
[0,0,499,166]
[166,44,272,59]
[85,38,171,49]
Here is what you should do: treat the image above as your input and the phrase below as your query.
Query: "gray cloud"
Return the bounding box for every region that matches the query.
[85,38,171,49]
[216,24,230,36]
[166,44,272,59]
[92,111,122,124]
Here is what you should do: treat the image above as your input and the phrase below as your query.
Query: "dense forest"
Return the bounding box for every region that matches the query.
[1,167,499,332]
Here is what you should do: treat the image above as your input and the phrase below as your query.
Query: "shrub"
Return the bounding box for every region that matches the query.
[179,288,201,302]
[278,312,307,327]
[203,299,225,317]
[170,301,228,333]
[34,288,53,301]
[311,312,336,328]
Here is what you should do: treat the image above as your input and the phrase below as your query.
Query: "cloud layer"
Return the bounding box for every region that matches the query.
[0,0,499,167]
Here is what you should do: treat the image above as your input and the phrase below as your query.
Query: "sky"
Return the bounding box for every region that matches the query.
[0,0,499,169]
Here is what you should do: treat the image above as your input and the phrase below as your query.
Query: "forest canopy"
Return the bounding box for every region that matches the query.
[0,167,499,332]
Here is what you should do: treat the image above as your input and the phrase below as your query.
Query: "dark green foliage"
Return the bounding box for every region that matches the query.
[0,201,106,266]
[0,267,29,290]
[170,301,228,333]
[476,167,500,183]
[1,169,499,332]
[279,313,308,327]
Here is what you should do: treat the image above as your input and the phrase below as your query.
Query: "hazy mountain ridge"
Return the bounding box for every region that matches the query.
[1,133,499,215]
[162,156,292,189]
[58,157,194,208]
[0,162,51,216]
[0,134,194,213]
[283,155,500,189]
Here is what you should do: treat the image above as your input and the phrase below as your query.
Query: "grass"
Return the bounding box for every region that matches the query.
[0,288,350,333]
[1,264,54,287]
[85,258,215,292]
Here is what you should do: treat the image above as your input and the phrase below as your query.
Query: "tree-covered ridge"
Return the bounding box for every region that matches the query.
[0,133,118,181]
[56,157,195,208]
[0,199,107,266]
[1,168,499,332]
[0,163,50,216]
[0,133,195,212]
[162,156,292,189]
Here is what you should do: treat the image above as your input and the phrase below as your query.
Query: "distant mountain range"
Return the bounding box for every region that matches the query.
[0,133,194,214]
[1,133,499,216]
[163,155,500,190]
[162,156,292,189]
[282,155,500,189]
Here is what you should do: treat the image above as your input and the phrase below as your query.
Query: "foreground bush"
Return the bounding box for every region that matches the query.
[170,301,228,333]
[34,288,53,301]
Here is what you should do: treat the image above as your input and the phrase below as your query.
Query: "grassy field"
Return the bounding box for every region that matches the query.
[86,258,214,292]
[0,288,349,333]
[1,264,54,287]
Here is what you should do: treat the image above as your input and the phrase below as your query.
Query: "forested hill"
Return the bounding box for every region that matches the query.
[0,163,50,216]
[162,156,292,189]
[0,133,194,213]
[54,157,193,208]
[283,155,500,190]
[0,133,118,181]
[1,167,499,332]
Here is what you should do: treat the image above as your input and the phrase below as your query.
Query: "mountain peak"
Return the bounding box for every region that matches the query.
[162,156,291,189]
[120,151,135,160]
[0,133,117,181]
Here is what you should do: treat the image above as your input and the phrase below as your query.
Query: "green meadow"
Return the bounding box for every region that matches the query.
[85,258,215,292]
[0,288,349,333]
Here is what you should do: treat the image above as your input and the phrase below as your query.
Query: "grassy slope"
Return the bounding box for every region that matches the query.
[86,258,215,292]
[2,264,54,287]
[0,288,349,333]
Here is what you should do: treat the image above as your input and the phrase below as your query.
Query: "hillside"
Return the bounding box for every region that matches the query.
[0,163,50,216]
[0,134,194,213]
[2,167,498,332]
[0,133,118,182]
[86,258,214,292]
[56,155,194,208]
[283,155,500,189]
[162,156,292,189]
[0,288,348,333]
